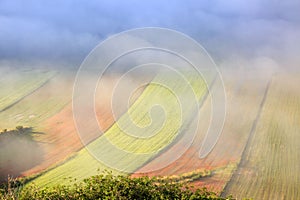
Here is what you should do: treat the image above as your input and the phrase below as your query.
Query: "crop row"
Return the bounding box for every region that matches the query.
[0,69,56,113]
[135,69,271,194]
[223,73,300,199]
[30,70,212,187]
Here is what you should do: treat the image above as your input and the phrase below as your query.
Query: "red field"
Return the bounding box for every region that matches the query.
[22,73,149,176]
[132,69,271,193]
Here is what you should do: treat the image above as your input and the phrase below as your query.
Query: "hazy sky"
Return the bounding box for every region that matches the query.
[0,0,299,68]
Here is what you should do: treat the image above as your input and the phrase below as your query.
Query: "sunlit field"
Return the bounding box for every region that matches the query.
[30,70,210,187]
[1,67,299,200]
[223,73,300,199]
[1,1,300,199]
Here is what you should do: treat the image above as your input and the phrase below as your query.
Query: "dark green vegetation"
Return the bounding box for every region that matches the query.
[0,173,234,200]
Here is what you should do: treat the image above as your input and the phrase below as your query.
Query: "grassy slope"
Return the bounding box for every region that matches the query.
[223,73,300,199]
[0,73,73,130]
[0,69,56,114]
[0,69,65,130]
[31,71,212,187]
[0,71,76,179]
[0,71,151,179]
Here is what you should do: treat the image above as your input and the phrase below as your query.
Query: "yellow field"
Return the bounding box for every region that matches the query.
[29,70,213,187]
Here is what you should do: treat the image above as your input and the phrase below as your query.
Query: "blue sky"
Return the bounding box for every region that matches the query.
[0,0,299,68]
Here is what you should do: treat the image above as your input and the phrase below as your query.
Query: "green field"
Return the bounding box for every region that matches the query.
[30,70,214,187]
[222,74,300,199]
[135,69,274,194]
[0,69,56,113]
[1,68,299,199]
[0,73,72,130]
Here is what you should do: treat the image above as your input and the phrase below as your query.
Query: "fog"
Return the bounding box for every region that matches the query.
[0,128,44,181]
[0,0,299,70]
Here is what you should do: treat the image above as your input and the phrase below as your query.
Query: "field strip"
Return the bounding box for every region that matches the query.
[132,74,217,174]
[220,73,300,199]
[29,70,211,187]
[221,77,272,197]
[0,73,73,130]
[0,70,56,113]
[22,74,152,177]
[0,75,55,112]
[132,69,272,194]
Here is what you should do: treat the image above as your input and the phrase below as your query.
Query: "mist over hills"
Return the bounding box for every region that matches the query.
[0,0,299,71]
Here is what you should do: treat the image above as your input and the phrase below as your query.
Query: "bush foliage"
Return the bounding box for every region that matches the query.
[0,173,234,200]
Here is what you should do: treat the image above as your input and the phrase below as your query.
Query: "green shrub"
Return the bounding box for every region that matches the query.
[0,173,234,200]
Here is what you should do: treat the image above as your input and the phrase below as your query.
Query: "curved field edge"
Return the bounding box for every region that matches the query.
[29,70,214,187]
